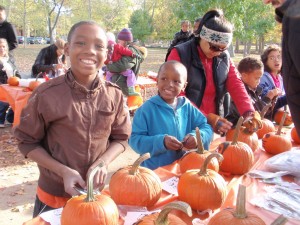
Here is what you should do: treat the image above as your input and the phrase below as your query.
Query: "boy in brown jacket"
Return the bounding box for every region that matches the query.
[14,21,131,217]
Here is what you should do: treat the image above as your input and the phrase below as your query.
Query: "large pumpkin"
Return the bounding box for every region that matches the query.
[109,153,162,207]
[7,76,20,86]
[179,127,219,173]
[208,184,266,225]
[61,162,119,225]
[219,117,254,175]
[274,110,293,126]
[178,153,227,211]
[134,201,192,225]
[291,127,300,144]
[262,112,292,155]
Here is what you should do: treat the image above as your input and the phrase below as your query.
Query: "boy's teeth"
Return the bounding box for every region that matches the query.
[81,59,95,64]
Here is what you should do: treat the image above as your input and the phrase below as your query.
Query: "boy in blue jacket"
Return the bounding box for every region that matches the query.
[129,60,213,170]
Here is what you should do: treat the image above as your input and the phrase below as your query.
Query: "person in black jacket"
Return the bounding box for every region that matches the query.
[0,5,18,62]
[263,0,300,136]
[32,38,67,77]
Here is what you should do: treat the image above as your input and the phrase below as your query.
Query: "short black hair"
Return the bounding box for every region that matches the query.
[238,57,263,74]
[67,21,103,43]
[0,5,6,11]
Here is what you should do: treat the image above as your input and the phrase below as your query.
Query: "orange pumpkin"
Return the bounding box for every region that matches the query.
[291,127,300,144]
[262,112,292,155]
[226,127,259,152]
[178,153,227,211]
[28,72,44,91]
[274,110,293,126]
[109,153,162,207]
[208,184,266,225]
[257,118,276,139]
[61,162,119,225]
[179,127,219,173]
[134,201,192,225]
[7,76,19,86]
[219,117,254,175]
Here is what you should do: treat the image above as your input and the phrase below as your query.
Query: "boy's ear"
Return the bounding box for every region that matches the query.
[182,82,188,91]
[64,43,69,56]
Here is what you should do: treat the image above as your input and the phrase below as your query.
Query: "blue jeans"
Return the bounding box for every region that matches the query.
[0,101,14,124]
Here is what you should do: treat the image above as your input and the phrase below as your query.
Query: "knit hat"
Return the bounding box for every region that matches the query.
[117,28,133,42]
[55,38,65,49]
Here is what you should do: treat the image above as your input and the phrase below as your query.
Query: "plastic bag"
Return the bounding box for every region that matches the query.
[264,148,300,177]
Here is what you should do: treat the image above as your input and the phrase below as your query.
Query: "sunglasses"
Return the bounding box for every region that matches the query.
[208,42,227,52]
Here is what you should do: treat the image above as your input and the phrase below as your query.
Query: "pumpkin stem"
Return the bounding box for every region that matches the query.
[232,117,244,145]
[85,161,105,202]
[276,111,287,135]
[155,201,192,224]
[195,127,204,154]
[129,153,150,175]
[260,104,271,119]
[270,215,288,225]
[198,153,223,176]
[233,184,247,219]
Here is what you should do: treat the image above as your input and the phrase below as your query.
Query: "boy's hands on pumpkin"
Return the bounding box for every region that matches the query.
[164,135,184,150]
[181,134,197,149]
[61,168,86,196]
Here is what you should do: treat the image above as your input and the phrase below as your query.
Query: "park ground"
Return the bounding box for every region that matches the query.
[0,45,257,225]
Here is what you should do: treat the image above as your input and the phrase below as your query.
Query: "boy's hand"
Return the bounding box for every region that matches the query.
[182,134,197,149]
[61,168,85,196]
[164,135,184,150]
[87,164,108,191]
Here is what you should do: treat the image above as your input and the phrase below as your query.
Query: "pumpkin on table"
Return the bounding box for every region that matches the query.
[262,111,292,155]
[61,162,119,225]
[256,105,276,139]
[7,75,19,86]
[218,117,254,175]
[274,110,293,126]
[208,184,266,225]
[134,201,192,225]
[290,127,300,144]
[179,127,219,173]
[225,113,261,152]
[178,153,227,211]
[109,153,162,207]
[28,72,43,91]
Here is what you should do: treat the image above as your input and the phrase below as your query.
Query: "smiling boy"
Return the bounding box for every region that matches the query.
[14,21,131,217]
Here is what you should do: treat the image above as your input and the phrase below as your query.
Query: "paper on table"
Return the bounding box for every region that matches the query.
[39,207,62,225]
[124,209,160,225]
[247,170,291,179]
[18,78,46,87]
[162,176,179,195]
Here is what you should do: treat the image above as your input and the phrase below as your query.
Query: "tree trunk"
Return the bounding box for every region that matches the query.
[235,38,239,53]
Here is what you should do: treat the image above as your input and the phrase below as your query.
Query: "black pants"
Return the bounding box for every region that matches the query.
[33,195,56,218]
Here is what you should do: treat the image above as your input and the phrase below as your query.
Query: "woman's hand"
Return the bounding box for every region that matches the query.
[216,118,233,135]
[164,135,184,150]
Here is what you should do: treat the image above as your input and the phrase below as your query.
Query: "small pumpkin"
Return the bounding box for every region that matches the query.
[134,201,192,225]
[291,127,300,144]
[61,162,119,225]
[178,153,227,211]
[274,110,293,126]
[179,127,219,173]
[225,115,259,152]
[218,117,254,175]
[28,72,43,91]
[109,153,162,207]
[7,76,20,86]
[208,184,266,225]
[262,112,292,155]
[257,105,276,139]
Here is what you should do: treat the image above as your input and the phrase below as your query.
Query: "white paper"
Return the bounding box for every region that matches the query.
[162,176,179,195]
[247,170,291,179]
[18,78,46,87]
[39,207,62,225]
[124,209,160,225]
